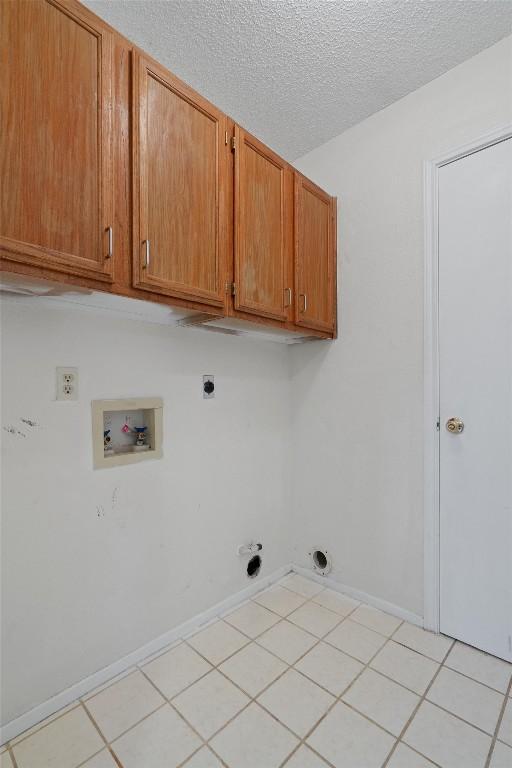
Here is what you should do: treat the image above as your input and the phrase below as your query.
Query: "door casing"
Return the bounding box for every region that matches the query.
[423,124,512,633]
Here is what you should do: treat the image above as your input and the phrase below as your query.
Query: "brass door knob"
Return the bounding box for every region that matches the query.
[446,417,464,434]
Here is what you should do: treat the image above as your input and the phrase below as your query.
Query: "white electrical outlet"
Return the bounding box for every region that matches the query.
[56,367,78,401]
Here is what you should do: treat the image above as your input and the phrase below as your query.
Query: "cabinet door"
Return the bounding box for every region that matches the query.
[0,0,114,281]
[133,53,229,308]
[234,126,293,321]
[294,174,336,333]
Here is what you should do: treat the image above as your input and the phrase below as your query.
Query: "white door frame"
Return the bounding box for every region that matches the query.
[423,124,512,633]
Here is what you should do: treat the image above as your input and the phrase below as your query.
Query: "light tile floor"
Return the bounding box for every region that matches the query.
[4,573,512,768]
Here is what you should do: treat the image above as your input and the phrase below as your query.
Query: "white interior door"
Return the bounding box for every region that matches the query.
[439,137,512,661]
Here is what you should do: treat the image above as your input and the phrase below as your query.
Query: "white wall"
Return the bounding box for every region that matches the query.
[291,36,512,617]
[0,299,292,724]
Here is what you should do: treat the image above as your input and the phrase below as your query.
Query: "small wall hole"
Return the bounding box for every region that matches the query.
[247,555,261,578]
[309,547,332,575]
[313,550,328,570]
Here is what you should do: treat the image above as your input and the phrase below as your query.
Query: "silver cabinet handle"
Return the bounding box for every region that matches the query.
[143,239,150,269]
[284,287,292,308]
[300,293,307,313]
[106,226,113,258]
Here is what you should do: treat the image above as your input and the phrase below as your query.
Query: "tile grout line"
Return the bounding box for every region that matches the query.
[279,616,407,768]
[381,634,456,767]
[7,576,511,768]
[484,674,512,768]
[76,599,329,766]
[440,663,512,697]
[78,699,126,768]
[2,578,298,752]
[7,745,19,768]
[94,605,511,768]
[6,703,82,751]
[136,588,358,767]
[0,580,391,752]
[3,589,421,766]
[81,687,167,746]
[420,698,507,739]
[85,585,355,763]
[132,603,510,768]
[137,621,321,767]
[135,659,230,767]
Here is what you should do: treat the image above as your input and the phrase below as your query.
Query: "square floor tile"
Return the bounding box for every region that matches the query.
[219,642,286,696]
[258,669,334,737]
[284,745,329,767]
[350,604,402,637]
[288,601,341,638]
[12,706,104,768]
[490,740,512,768]
[257,620,317,664]
[111,704,200,768]
[427,667,504,734]
[342,668,419,736]
[187,620,249,665]
[312,589,360,617]
[445,642,512,694]
[142,642,212,699]
[10,702,79,746]
[324,618,386,663]
[386,743,436,767]
[210,703,298,768]
[403,700,492,768]
[393,624,453,662]
[295,642,363,696]
[224,600,280,638]
[498,696,512,746]
[370,640,439,695]
[254,586,307,617]
[84,669,164,742]
[282,574,325,598]
[183,746,223,767]
[81,751,118,768]
[173,669,249,738]
[307,701,395,768]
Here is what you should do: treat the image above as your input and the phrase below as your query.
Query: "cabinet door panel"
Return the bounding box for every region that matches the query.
[133,54,228,307]
[295,174,336,333]
[234,127,292,321]
[0,0,113,281]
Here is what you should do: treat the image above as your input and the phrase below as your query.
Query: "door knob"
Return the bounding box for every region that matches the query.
[446,417,464,434]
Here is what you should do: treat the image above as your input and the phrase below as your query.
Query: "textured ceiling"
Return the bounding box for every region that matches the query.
[83,0,512,160]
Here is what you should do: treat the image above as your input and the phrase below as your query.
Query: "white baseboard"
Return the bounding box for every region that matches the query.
[1,563,293,746]
[290,564,424,628]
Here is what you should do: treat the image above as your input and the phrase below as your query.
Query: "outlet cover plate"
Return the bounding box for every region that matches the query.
[56,367,78,401]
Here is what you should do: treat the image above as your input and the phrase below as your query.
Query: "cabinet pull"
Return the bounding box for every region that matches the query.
[284,287,292,308]
[143,239,150,269]
[300,293,307,313]
[106,226,113,258]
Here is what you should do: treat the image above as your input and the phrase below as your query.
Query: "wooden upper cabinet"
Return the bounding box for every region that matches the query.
[294,173,337,334]
[132,53,229,307]
[234,126,293,322]
[0,0,114,281]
